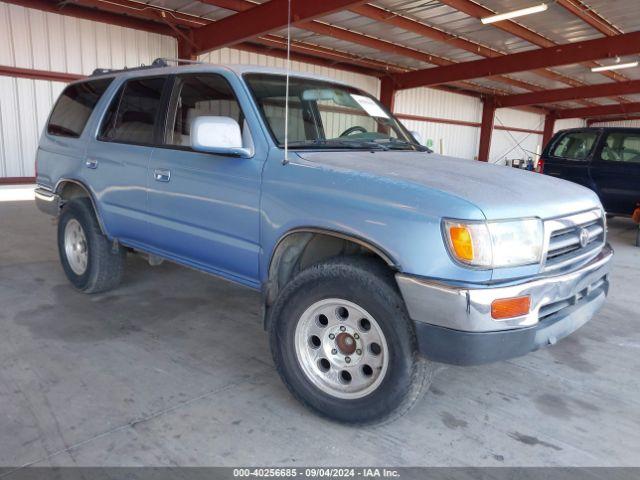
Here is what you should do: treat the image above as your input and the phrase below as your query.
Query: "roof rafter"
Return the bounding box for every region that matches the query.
[66,0,207,27]
[438,0,631,99]
[391,31,640,90]
[3,0,176,35]
[555,102,640,119]
[192,0,367,54]
[497,80,640,108]
[556,0,623,36]
[587,115,640,126]
[198,0,560,99]
[350,3,598,105]
[70,0,410,76]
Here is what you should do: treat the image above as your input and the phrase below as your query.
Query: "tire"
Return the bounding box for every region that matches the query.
[57,198,125,293]
[268,256,434,424]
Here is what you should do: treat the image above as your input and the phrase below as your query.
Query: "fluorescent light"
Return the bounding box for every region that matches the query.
[591,61,639,72]
[481,3,548,24]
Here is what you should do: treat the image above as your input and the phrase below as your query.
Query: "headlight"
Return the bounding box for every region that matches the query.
[444,218,543,268]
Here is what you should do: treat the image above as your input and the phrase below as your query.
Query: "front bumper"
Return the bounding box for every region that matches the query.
[396,244,613,365]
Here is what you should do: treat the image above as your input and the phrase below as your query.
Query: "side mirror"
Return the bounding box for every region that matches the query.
[410,130,424,146]
[191,116,252,157]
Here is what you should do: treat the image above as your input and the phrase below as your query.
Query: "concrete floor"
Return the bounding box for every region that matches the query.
[1,198,639,468]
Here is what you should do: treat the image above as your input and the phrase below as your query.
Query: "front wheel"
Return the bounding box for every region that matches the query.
[269,257,434,424]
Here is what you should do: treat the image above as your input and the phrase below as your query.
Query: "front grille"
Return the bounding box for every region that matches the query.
[543,210,605,272]
[538,275,608,321]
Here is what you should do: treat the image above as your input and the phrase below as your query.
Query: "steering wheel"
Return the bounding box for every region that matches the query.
[340,126,368,137]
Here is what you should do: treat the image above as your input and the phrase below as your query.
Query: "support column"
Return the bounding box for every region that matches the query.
[542,112,556,147]
[379,77,396,113]
[478,97,496,162]
[177,35,197,61]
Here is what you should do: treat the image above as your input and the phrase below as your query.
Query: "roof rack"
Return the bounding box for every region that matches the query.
[90,57,206,77]
[159,58,206,65]
[90,58,169,77]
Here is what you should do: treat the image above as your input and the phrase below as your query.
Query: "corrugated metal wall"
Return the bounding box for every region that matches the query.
[198,48,380,98]
[555,119,587,131]
[492,108,545,165]
[0,3,176,178]
[395,87,547,163]
[394,87,482,159]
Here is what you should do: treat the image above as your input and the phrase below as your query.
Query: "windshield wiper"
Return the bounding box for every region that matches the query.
[376,138,432,152]
[286,139,389,150]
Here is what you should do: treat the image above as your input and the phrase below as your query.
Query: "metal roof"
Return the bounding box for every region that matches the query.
[34,0,640,116]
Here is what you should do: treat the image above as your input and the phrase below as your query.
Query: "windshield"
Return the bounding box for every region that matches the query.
[244,73,424,151]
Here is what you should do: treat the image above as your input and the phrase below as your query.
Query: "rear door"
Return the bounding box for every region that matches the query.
[590,129,640,215]
[542,129,600,189]
[86,75,169,242]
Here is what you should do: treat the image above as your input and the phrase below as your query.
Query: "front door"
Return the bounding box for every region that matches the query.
[543,129,599,189]
[146,73,262,288]
[591,129,640,215]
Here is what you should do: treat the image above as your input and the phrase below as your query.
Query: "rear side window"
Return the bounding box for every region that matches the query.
[600,132,640,163]
[47,78,113,138]
[100,77,167,145]
[551,131,598,160]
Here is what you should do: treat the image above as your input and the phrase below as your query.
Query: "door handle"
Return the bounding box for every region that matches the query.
[154,168,171,182]
[85,158,99,169]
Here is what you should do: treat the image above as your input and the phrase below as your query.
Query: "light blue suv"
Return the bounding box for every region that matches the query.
[35,60,613,424]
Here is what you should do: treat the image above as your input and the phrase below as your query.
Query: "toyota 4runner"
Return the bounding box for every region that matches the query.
[35,61,613,424]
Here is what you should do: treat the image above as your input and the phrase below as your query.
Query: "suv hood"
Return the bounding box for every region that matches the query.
[295,151,601,220]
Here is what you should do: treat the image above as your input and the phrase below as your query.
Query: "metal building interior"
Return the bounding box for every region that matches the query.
[0,0,639,471]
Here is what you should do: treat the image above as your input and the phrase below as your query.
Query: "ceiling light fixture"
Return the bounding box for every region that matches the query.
[591,61,639,73]
[481,3,548,24]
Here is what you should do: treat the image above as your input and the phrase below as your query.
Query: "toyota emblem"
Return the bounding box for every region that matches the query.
[579,228,590,248]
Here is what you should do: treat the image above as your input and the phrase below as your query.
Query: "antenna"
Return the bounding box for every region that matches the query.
[282,0,292,165]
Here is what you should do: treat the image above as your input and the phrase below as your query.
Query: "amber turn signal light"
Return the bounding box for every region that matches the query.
[491,296,531,320]
[449,226,474,261]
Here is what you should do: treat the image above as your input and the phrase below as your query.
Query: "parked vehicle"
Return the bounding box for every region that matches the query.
[35,61,613,424]
[539,127,640,216]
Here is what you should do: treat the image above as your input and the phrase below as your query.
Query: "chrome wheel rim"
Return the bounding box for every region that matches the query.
[64,219,88,275]
[294,298,389,399]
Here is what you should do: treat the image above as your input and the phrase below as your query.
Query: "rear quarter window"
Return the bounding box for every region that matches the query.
[47,78,113,138]
[550,131,599,160]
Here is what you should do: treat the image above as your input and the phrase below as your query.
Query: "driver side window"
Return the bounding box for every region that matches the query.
[601,132,640,163]
[165,74,252,151]
[551,131,597,160]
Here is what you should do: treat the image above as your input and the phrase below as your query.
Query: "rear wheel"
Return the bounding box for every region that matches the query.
[57,198,125,293]
[269,257,434,424]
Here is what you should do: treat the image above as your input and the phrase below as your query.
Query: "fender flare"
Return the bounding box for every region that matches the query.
[262,227,400,328]
[55,178,109,237]
[268,227,399,273]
